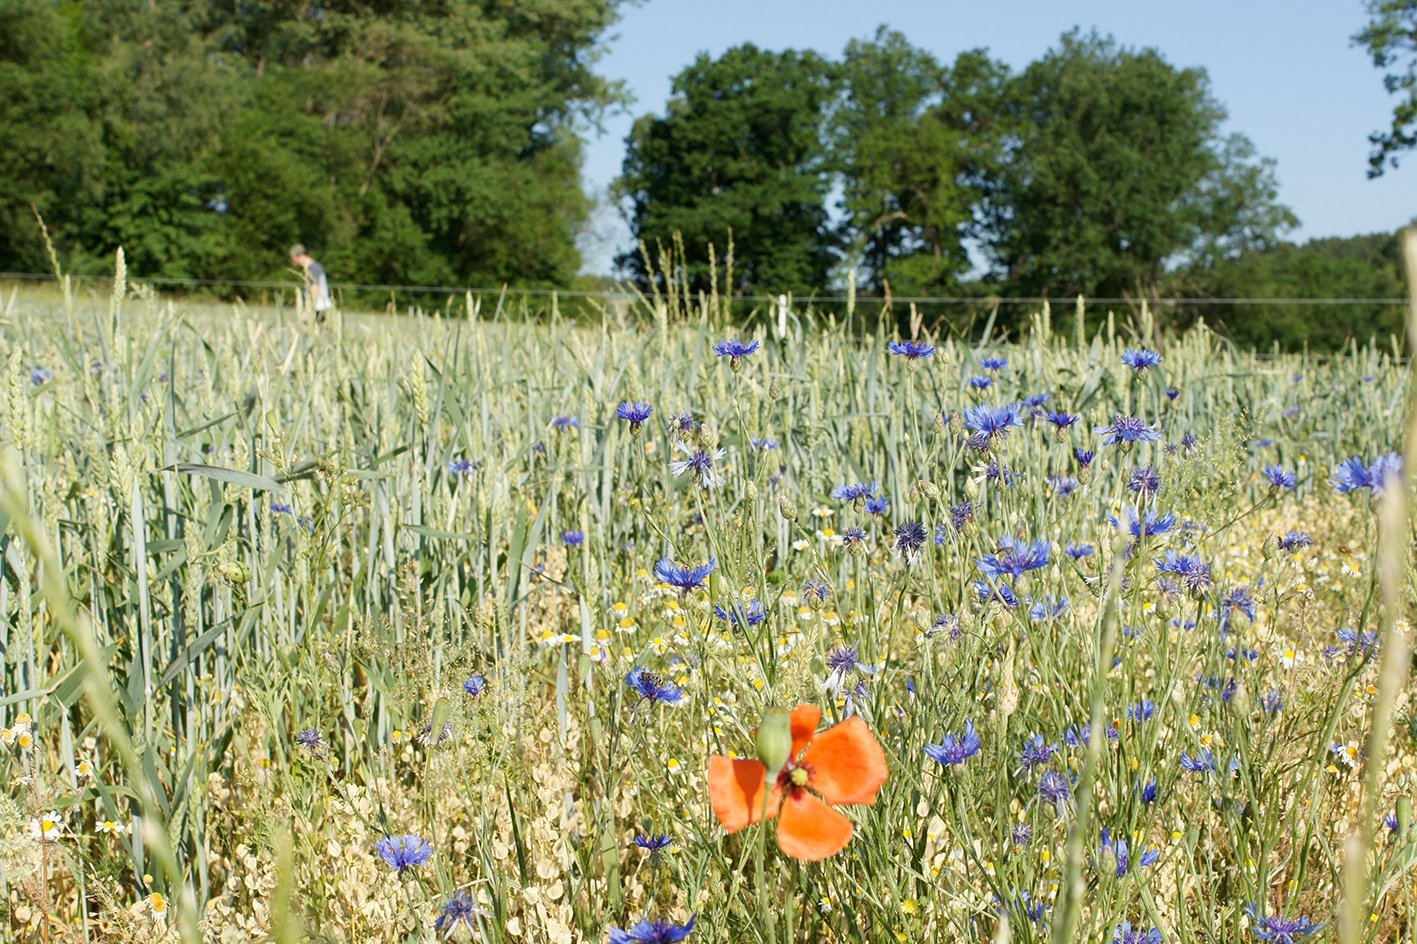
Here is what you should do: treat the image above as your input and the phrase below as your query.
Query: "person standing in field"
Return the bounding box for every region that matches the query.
[289,243,334,323]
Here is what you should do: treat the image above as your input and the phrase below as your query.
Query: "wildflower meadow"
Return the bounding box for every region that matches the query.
[0,253,1415,943]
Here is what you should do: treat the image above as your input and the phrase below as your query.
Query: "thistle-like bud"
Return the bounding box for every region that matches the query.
[948,412,963,437]
[918,480,941,502]
[731,356,744,374]
[769,378,781,401]
[745,480,758,503]
[756,707,793,779]
[778,494,798,523]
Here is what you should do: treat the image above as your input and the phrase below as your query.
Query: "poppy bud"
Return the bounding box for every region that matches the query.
[756,706,793,778]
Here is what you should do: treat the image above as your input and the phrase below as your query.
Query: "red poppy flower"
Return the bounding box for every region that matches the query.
[707,704,888,861]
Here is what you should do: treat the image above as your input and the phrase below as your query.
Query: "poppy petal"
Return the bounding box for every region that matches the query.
[776,789,854,861]
[790,704,822,758]
[708,756,779,831]
[801,716,889,806]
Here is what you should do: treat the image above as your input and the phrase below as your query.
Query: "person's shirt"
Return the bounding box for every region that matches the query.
[306,260,332,311]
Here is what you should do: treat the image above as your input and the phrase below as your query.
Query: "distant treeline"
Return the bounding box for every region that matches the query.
[0,6,1409,348]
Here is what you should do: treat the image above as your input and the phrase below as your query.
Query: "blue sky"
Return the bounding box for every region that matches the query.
[577,0,1415,275]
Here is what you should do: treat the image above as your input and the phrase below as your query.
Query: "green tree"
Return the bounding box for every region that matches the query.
[616,44,839,296]
[1172,231,1410,349]
[832,29,1008,295]
[1354,0,1417,176]
[982,31,1295,300]
[0,0,626,290]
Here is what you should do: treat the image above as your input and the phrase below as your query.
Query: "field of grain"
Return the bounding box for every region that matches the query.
[0,273,1414,944]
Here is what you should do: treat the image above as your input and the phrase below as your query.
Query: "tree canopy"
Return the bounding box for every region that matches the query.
[0,0,625,287]
[615,44,839,295]
[1354,0,1417,176]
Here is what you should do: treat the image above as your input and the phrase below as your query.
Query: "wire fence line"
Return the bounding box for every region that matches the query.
[0,270,1408,308]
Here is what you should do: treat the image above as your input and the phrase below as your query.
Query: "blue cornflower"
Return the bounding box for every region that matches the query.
[841,526,869,551]
[864,496,890,516]
[981,355,1009,372]
[1198,675,1238,702]
[1065,542,1094,559]
[1024,393,1050,408]
[1100,828,1156,876]
[1028,596,1068,621]
[31,368,52,385]
[888,339,936,360]
[1263,465,1297,489]
[550,415,580,430]
[977,536,1051,580]
[1222,586,1257,624]
[1096,415,1163,446]
[893,521,928,563]
[609,916,697,944]
[1154,551,1213,592]
[713,599,766,626]
[713,338,759,367]
[562,530,585,547]
[669,413,699,435]
[1017,734,1059,773]
[927,612,962,642]
[975,580,1021,607]
[670,444,725,489]
[295,728,325,754]
[1276,530,1313,552]
[625,667,685,705]
[616,401,654,432]
[1046,410,1079,431]
[985,460,1021,486]
[1114,920,1163,944]
[653,557,715,594]
[1227,646,1260,662]
[1325,628,1380,660]
[831,481,879,503]
[1250,910,1321,943]
[1332,453,1403,495]
[1049,475,1081,499]
[1128,466,1162,494]
[1038,770,1071,809]
[271,501,294,515]
[1179,750,1217,775]
[1261,690,1285,714]
[448,457,478,475]
[1137,778,1159,803]
[635,833,674,853]
[1127,700,1156,722]
[802,578,831,602]
[968,374,993,390]
[1121,348,1163,371]
[925,720,982,767]
[963,402,1022,443]
[749,436,778,451]
[1165,386,1180,400]
[1062,723,1094,748]
[1075,448,1096,469]
[374,834,434,873]
[1180,432,1200,453]
[436,891,488,937]
[463,674,487,697]
[950,500,975,532]
[1112,508,1176,538]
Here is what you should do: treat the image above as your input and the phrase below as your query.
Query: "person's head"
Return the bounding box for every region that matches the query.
[289,243,311,266]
